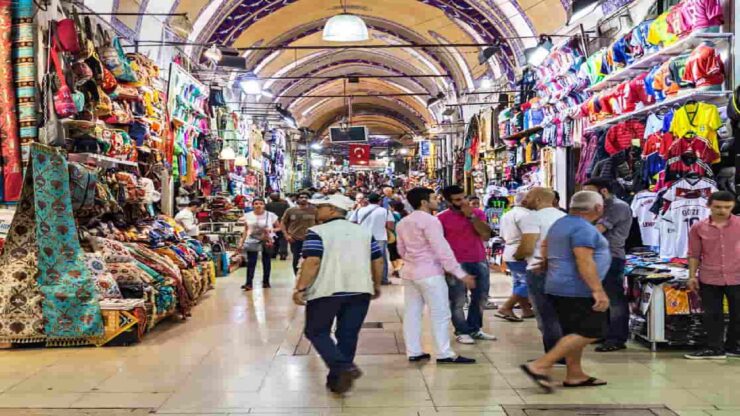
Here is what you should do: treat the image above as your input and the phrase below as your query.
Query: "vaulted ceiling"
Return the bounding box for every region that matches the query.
[83,0,570,142]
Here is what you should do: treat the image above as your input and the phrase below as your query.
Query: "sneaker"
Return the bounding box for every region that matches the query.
[456,334,475,344]
[726,349,740,358]
[472,330,497,341]
[484,301,498,310]
[684,349,726,360]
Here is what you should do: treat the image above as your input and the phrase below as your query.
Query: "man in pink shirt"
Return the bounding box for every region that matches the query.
[397,187,476,364]
[438,185,496,344]
[685,191,740,360]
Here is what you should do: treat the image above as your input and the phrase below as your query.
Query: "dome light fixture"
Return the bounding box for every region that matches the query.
[239,72,262,95]
[203,45,223,64]
[569,0,602,24]
[322,1,368,42]
[524,35,553,66]
[234,155,249,166]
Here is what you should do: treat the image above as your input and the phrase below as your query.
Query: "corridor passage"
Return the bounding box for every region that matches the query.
[0,261,737,416]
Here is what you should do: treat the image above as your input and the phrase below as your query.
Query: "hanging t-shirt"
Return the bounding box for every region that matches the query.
[660,198,711,258]
[682,44,725,87]
[663,177,718,202]
[631,191,660,247]
[670,102,723,157]
[680,0,723,31]
[647,12,679,47]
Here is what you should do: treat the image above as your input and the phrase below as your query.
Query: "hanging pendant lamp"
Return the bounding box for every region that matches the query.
[322,0,368,42]
[219,145,236,160]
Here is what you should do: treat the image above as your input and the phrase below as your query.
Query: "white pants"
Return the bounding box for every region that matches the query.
[403,276,456,359]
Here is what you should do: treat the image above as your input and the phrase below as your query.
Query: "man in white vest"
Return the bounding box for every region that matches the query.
[293,194,384,394]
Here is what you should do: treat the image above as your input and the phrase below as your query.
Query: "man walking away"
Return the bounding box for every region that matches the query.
[521,191,611,393]
[397,187,477,365]
[381,185,395,209]
[282,192,317,275]
[685,191,740,360]
[584,178,632,352]
[350,193,395,285]
[438,185,497,344]
[497,191,534,321]
[514,187,566,354]
[266,193,291,260]
[293,194,384,394]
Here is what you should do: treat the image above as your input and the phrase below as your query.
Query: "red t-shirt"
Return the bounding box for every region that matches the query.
[683,44,725,87]
[605,119,646,155]
[625,72,655,112]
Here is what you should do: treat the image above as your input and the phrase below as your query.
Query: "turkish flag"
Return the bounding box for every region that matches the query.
[349,144,370,166]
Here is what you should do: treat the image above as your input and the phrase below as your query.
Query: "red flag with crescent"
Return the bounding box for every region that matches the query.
[349,144,370,165]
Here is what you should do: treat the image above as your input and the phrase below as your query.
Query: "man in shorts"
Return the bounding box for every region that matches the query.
[520,191,611,393]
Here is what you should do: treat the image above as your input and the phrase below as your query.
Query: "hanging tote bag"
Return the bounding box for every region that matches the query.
[49,40,77,118]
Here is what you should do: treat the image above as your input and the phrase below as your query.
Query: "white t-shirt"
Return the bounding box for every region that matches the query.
[350,204,393,241]
[499,206,531,262]
[630,191,660,247]
[174,209,199,237]
[242,211,279,239]
[519,207,567,267]
[660,198,710,258]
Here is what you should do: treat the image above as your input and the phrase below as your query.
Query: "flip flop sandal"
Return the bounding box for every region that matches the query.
[519,364,553,393]
[522,314,536,319]
[563,377,608,388]
[495,312,523,322]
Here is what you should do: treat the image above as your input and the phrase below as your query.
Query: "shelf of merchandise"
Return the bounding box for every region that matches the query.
[586,32,733,93]
[585,89,731,131]
[68,153,139,168]
[500,126,543,142]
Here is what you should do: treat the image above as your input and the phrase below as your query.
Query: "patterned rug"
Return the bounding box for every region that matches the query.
[12,0,36,146]
[0,0,21,201]
[0,144,103,344]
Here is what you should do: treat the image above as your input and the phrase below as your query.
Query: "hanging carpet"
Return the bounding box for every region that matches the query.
[13,0,37,146]
[0,0,21,201]
[0,143,103,345]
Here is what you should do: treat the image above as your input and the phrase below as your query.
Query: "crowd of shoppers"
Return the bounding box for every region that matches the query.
[209,175,739,396]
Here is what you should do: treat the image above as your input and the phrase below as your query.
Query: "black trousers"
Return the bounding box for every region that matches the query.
[700,283,740,351]
[272,231,289,258]
[290,240,304,274]
[304,294,371,378]
[245,251,272,286]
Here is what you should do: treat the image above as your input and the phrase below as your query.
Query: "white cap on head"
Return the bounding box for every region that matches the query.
[570,191,604,211]
[308,194,355,211]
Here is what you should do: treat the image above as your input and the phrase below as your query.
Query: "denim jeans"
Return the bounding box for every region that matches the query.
[377,240,389,284]
[245,250,272,286]
[304,294,371,378]
[290,240,304,274]
[525,269,563,352]
[602,257,628,345]
[273,231,288,258]
[448,261,490,335]
[506,261,529,298]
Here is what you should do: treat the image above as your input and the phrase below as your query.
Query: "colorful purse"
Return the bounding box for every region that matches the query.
[56,18,80,53]
[50,41,78,118]
[98,26,138,83]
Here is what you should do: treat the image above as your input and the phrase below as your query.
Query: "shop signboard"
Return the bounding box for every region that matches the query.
[420,141,431,157]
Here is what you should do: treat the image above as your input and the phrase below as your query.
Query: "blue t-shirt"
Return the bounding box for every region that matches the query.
[545,215,612,298]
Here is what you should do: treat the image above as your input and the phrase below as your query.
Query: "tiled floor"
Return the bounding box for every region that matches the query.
[0,260,738,416]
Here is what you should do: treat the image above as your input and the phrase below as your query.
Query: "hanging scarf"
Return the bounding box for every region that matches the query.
[0,144,103,344]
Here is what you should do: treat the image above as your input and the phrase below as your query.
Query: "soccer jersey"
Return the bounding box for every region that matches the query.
[666,4,690,37]
[662,177,718,202]
[667,52,693,95]
[660,198,711,258]
[682,44,725,87]
[631,191,661,246]
[647,12,679,47]
[670,102,723,156]
[625,72,654,112]
[680,0,723,31]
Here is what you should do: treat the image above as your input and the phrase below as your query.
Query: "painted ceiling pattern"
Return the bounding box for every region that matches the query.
[84,0,570,139]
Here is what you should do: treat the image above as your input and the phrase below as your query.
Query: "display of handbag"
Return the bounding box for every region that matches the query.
[104,101,133,125]
[39,72,66,147]
[56,17,80,53]
[49,40,78,118]
[242,237,262,253]
[68,162,97,211]
[97,26,137,83]
[94,85,113,117]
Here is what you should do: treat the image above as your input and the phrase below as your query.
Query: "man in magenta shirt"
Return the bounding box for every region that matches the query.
[685,191,740,360]
[438,185,496,344]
